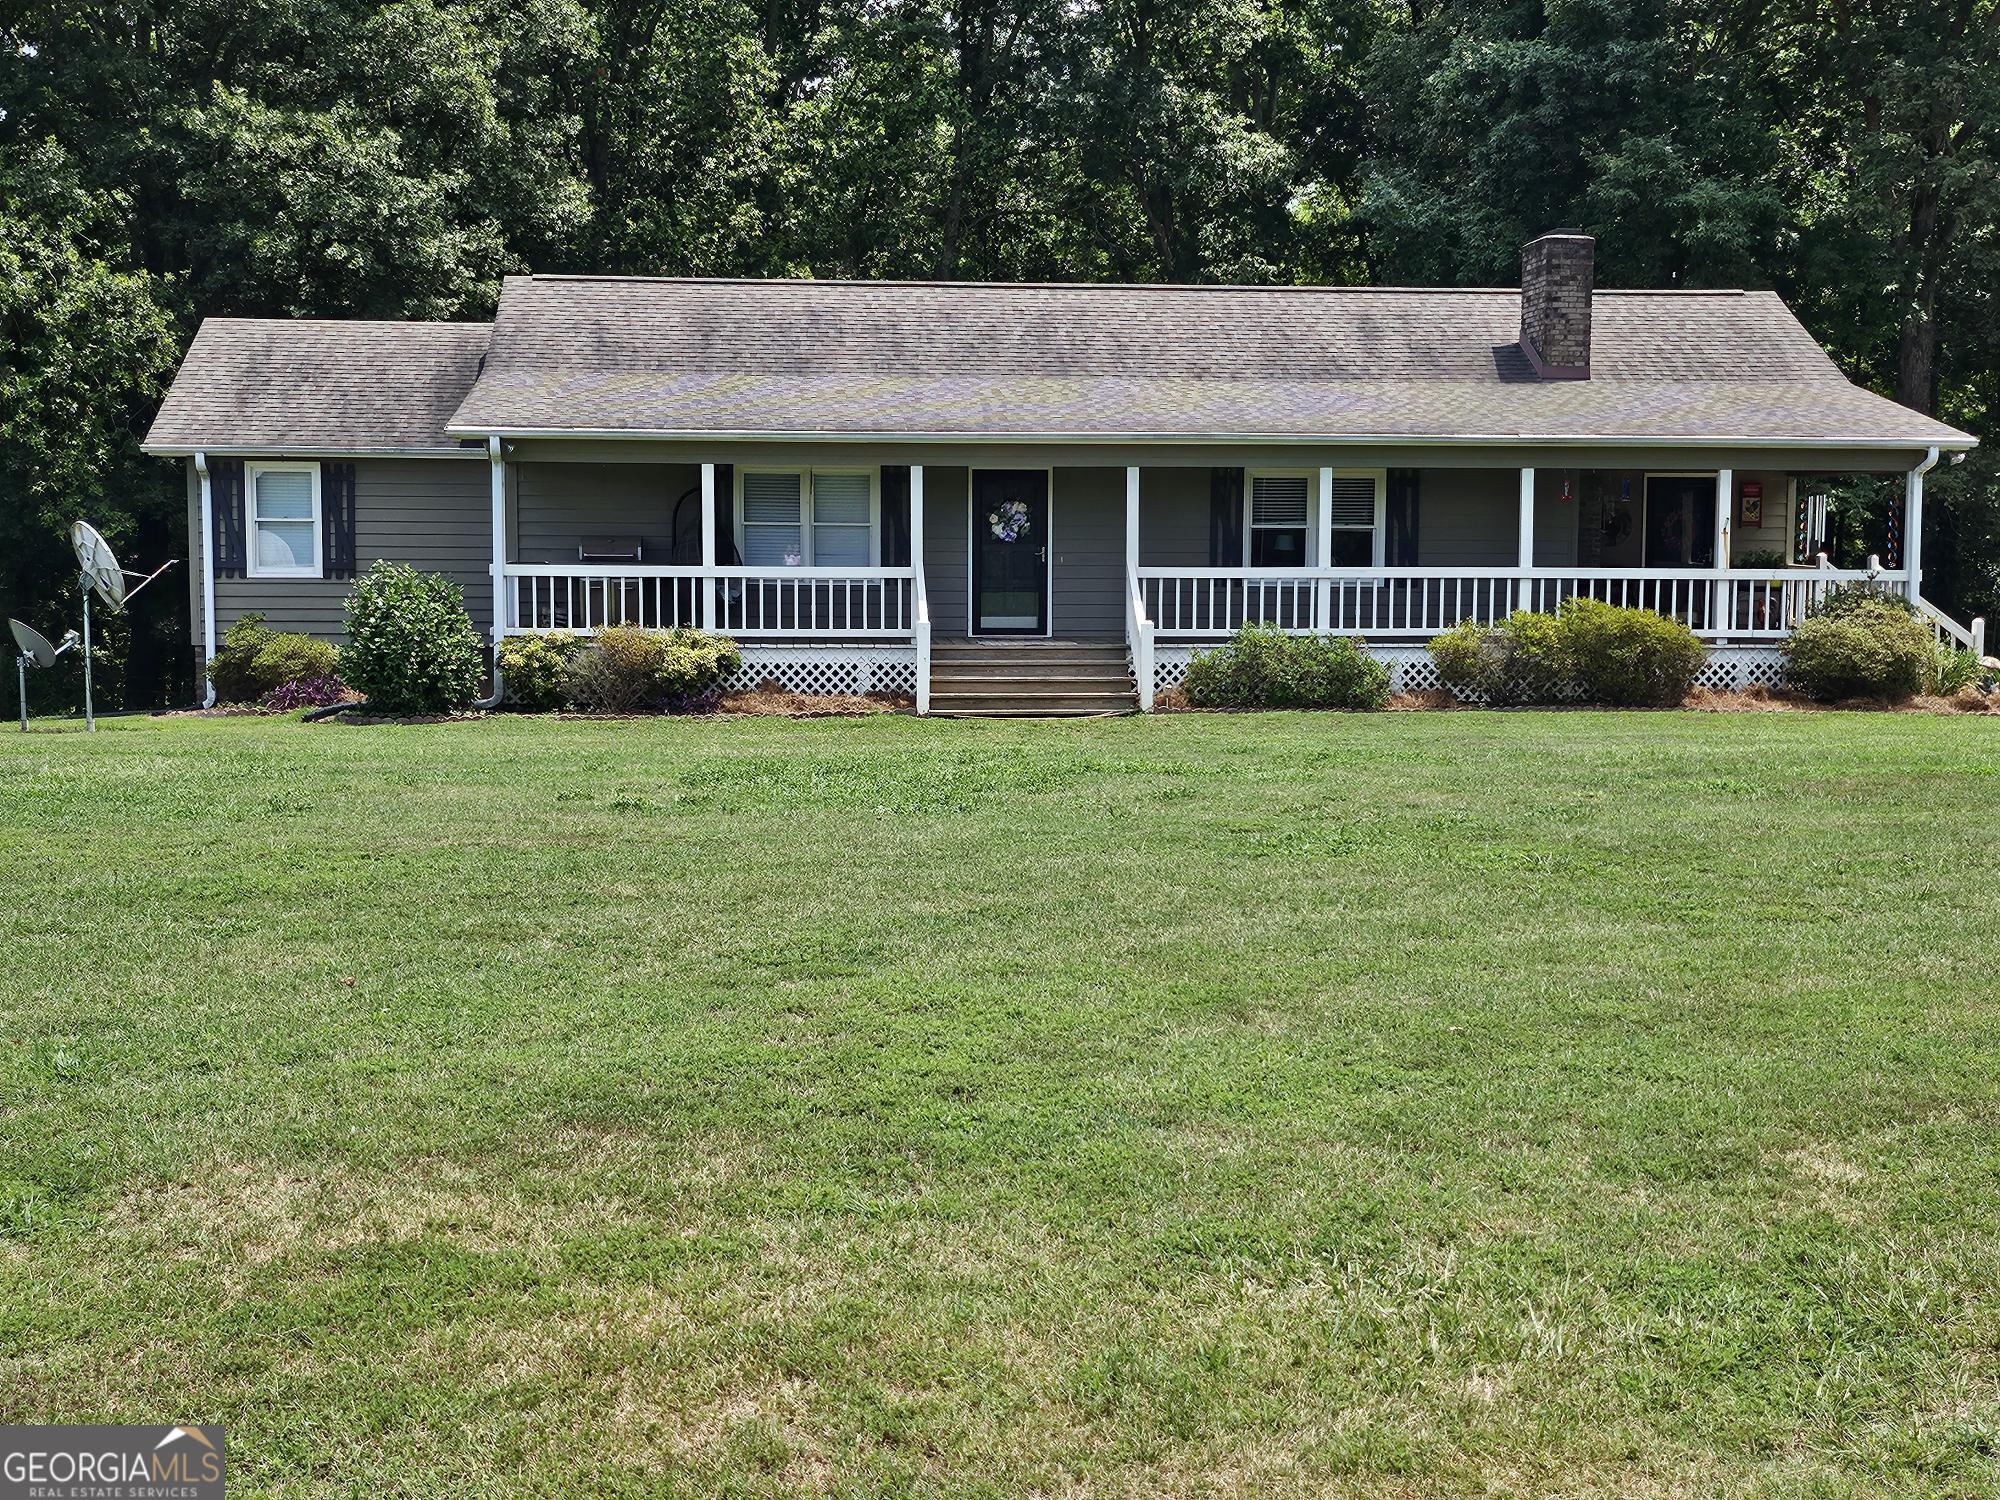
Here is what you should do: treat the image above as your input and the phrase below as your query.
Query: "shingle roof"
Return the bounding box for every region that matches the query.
[143,319,491,454]
[443,277,1972,447]
[146,280,1976,453]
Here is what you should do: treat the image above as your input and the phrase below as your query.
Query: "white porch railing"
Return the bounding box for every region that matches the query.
[502,564,918,639]
[1126,564,1156,712]
[1136,565,1914,642]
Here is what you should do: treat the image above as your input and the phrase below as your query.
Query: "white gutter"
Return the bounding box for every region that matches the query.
[473,435,506,708]
[446,426,1976,451]
[193,450,217,707]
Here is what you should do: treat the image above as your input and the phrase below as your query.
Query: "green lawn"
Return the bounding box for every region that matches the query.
[3,710,1999,1497]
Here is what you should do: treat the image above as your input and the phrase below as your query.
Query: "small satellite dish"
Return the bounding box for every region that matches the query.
[8,618,77,731]
[71,521,126,609]
[9,618,57,669]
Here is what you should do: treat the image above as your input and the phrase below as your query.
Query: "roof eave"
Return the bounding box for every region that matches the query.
[445,423,1977,451]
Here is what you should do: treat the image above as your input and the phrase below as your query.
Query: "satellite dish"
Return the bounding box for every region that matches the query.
[9,619,56,669]
[71,521,126,609]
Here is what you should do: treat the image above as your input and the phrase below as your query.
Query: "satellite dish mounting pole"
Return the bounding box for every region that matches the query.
[80,571,95,733]
[15,652,25,733]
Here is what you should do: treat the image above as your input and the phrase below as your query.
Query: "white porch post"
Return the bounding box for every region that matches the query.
[912,465,929,715]
[1517,467,1535,567]
[1714,467,1733,634]
[1316,466,1334,633]
[194,450,216,706]
[1516,467,1535,612]
[487,437,506,646]
[1906,447,1938,602]
[699,462,717,630]
[1125,465,1140,578]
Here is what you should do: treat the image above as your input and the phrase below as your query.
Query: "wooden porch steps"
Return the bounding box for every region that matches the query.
[929,639,1138,717]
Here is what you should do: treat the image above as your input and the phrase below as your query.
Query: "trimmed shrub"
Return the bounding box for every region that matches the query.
[340,561,485,715]
[1811,580,1914,620]
[655,627,742,705]
[263,675,347,711]
[208,612,340,703]
[1428,612,1570,705]
[1556,597,1707,707]
[563,626,668,713]
[497,631,581,711]
[1783,597,1934,701]
[1183,624,1389,710]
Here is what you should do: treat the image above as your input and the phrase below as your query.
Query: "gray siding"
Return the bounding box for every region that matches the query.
[922,466,970,636]
[203,457,490,644]
[1414,468,1516,566]
[1139,468,1212,567]
[514,460,698,563]
[1051,467,1127,636]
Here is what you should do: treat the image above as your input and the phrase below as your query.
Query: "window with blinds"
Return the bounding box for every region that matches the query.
[1248,473,1309,567]
[1328,472,1378,567]
[809,471,872,565]
[247,463,321,577]
[739,469,876,565]
[740,471,805,565]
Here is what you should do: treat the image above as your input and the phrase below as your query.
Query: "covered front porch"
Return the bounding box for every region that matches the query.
[481,446,1973,711]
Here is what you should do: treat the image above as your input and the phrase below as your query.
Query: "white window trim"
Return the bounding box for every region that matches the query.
[1243,468,1386,567]
[733,466,880,565]
[245,461,323,579]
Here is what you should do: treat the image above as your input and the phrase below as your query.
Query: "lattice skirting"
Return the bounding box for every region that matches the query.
[729,645,918,696]
[1152,642,1788,701]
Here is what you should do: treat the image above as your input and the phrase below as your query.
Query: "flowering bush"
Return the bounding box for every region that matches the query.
[340,561,484,714]
[263,674,348,711]
[497,631,581,711]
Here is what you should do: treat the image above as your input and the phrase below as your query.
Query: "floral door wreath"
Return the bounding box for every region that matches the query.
[988,499,1031,541]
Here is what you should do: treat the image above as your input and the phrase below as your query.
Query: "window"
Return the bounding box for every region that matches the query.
[247,463,321,577]
[737,469,877,565]
[1244,469,1384,567]
[741,471,804,565]
[1248,473,1309,567]
[1327,474,1379,567]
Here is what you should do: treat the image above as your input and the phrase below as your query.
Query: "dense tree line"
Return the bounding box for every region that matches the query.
[3,0,1995,705]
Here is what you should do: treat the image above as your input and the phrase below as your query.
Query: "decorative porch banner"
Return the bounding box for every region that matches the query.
[211,457,246,579]
[1386,469,1420,564]
[1208,467,1244,565]
[880,465,911,566]
[321,460,357,579]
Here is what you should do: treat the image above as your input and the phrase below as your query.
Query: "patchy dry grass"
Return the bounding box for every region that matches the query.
[2,710,1999,1496]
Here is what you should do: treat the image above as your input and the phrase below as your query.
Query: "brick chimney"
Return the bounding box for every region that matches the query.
[1519,229,1594,379]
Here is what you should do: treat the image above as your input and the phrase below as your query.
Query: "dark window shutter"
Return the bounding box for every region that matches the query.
[322,461,357,579]
[1387,469,1420,565]
[212,458,246,578]
[712,464,738,564]
[880,465,911,566]
[1208,467,1244,565]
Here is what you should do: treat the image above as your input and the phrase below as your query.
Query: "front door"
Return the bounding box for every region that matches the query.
[972,470,1049,634]
[1644,475,1718,567]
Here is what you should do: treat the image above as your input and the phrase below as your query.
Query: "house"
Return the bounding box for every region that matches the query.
[142,231,1981,713]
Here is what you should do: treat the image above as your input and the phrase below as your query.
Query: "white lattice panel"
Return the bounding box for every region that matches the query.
[729,646,918,696]
[1152,642,1787,702]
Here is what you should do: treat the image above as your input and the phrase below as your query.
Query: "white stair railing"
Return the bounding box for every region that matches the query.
[1126,565,1156,711]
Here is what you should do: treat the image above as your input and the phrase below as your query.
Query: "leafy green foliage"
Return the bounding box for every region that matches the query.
[206,614,340,705]
[1427,613,1570,706]
[561,626,742,712]
[1783,598,1936,701]
[1430,601,1706,706]
[1183,624,1390,710]
[1931,646,1984,698]
[1555,598,1708,708]
[497,631,581,711]
[340,563,484,715]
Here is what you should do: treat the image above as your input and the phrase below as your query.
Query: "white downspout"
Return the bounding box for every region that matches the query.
[474,435,507,707]
[1906,445,1939,604]
[194,450,217,707]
